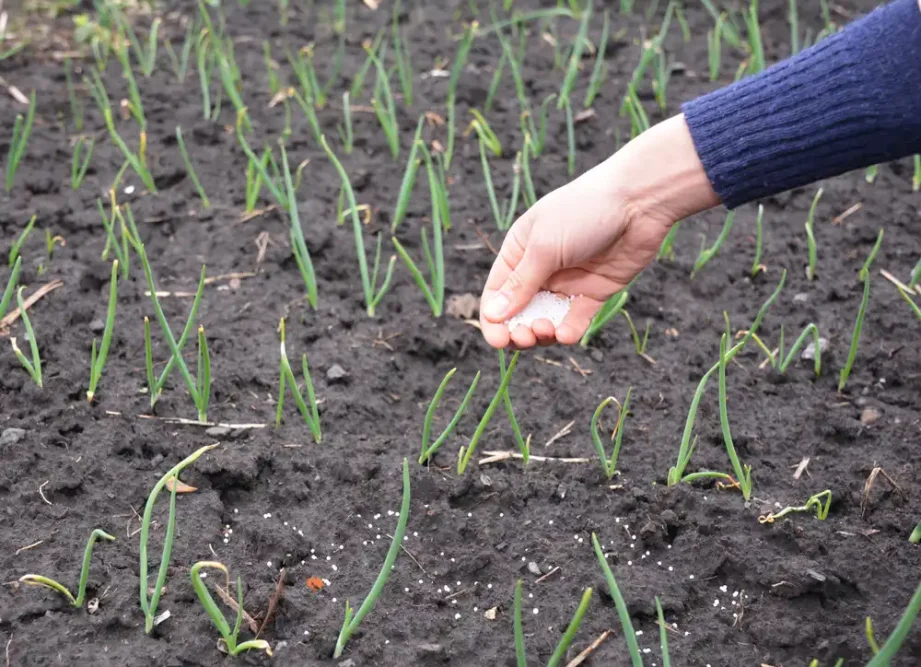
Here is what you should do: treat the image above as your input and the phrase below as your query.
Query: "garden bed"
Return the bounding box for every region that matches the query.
[1,1,921,665]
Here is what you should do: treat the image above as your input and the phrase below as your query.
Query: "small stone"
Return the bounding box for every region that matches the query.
[860,407,881,426]
[484,607,498,620]
[0,428,26,446]
[416,643,444,655]
[446,293,478,319]
[527,561,542,576]
[590,349,603,363]
[206,426,232,437]
[338,660,356,667]
[90,318,106,334]
[793,293,809,303]
[801,337,828,361]
[495,542,507,552]
[327,364,348,382]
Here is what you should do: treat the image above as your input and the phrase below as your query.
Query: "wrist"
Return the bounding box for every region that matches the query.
[610,114,721,227]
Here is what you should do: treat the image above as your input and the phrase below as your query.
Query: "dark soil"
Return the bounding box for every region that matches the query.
[2,1,921,665]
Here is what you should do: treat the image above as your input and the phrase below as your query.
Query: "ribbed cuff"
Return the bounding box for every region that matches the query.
[682,0,921,210]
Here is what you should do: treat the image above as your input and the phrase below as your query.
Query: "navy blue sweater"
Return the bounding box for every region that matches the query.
[683,0,921,209]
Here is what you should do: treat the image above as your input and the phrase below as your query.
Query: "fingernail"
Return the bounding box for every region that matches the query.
[483,293,510,320]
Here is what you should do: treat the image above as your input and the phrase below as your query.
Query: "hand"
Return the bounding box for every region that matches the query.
[478,115,721,349]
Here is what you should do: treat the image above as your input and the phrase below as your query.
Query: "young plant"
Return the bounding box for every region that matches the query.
[865,164,879,184]
[392,0,413,107]
[865,578,921,666]
[591,389,632,479]
[334,458,411,658]
[745,0,765,75]
[701,0,742,47]
[280,143,318,308]
[444,21,477,168]
[175,126,211,208]
[838,272,871,393]
[419,368,481,464]
[458,351,522,474]
[580,290,629,347]
[511,579,592,667]
[140,444,218,634]
[717,329,753,500]
[756,322,822,376]
[788,0,800,54]
[592,533,643,666]
[692,210,735,278]
[910,521,921,544]
[321,136,396,317]
[707,13,724,81]
[190,562,272,656]
[113,9,159,77]
[498,349,530,464]
[657,221,681,261]
[64,58,84,131]
[583,9,609,108]
[164,20,196,83]
[564,97,576,177]
[485,48,507,113]
[758,490,831,523]
[393,144,447,316]
[133,238,211,421]
[5,89,36,192]
[339,91,354,154]
[391,117,425,232]
[557,0,592,109]
[622,311,650,356]
[513,580,526,667]
[11,287,42,387]
[71,136,95,190]
[113,40,147,128]
[275,318,321,443]
[653,49,673,113]
[350,31,385,100]
[668,271,786,486]
[805,188,823,280]
[9,214,36,267]
[0,256,22,322]
[913,155,920,192]
[19,529,116,608]
[624,84,649,139]
[367,45,400,160]
[87,260,118,402]
[751,204,764,277]
[859,228,884,281]
[656,597,672,667]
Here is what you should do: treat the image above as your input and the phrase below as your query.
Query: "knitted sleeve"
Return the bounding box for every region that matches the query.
[681,0,921,209]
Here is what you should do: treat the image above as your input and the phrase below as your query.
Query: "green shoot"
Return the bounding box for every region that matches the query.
[19,529,115,608]
[190,562,272,656]
[910,260,921,290]
[64,58,84,131]
[522,134,538,208]
[11,287,42,387]
[838,272,871,393]
[653,49,673,113]
[718,329,752,500]
[275,318,321,443]
[624,84,650,139]
[334,458,411,658]
[913,155,920,192]
[564,97,576,177]
[865,164,878,184]
[498,349,530,465]
[656,597,672,667]
[702,0,742,48]
[133,239,211,421]
[591,389,631,479]
[367,45,400,160]
[5,89,36,192]
[546,588,593,667]
[114,40,146,128]
[758,490,831,523]
[475,7,573,37]
[9,214,36,267]
[819,0,834,31]
[444,21,477,168]
[866,617,881,655]
[622,310,650,356]
[668,271,786,486]
[557,0,592,109]
[391,117,425,232]
[263,41,280,96]
[477,130,504,230]
[175,127,211,208]
[350,31,385,100]
[458,351,521,474]
[657,221,680,261]
[321,136,395,317]
[113,9,159,77]
[140,444,218,634]
[580,290,629,347]
[691,210,735,278]
[392,0,413,107]
[339,92,354,154]
[788,0,800,54]
[0,257,22,322]
[87,260,118,402]
[280,143,318,308]
[393,143,447,315]
[745,0,764,75]
[910,522,921,544]
[98,197,130,278]
[419,368,481,464]
[751,204,764,277]
[895,284,921,321]
[805,188,822,280]
[513,580,526,667]
[164,20,196,83]
[592,533,643,666]
[583,10,609,108]
[195,30,214,119]
[235,110,284,206]
[859,228,884,281]
[675,2,691,41]
[707,14,724,81]
[761,323,822,376]
[485,48,507,113]
[71,136,95,190]
[865,579,921,666]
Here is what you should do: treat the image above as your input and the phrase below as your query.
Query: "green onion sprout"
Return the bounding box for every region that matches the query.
[592,533,643,666]
[591,388,631,479]
[9,214,36,268]
[71,136,95,190]
[838,271,870,393]
[692,210,735,278]
[190,562,272,656]
[19,529,116,608]
[175,126,211,208]
[275,318,321,443]
[758,490,831,523]
[751,204,764,277]
[458,351,521,474]
[419,368,480,464]
[11,287,42,387]
[805,188,822,280]
[87,260,118,402]
[583,9,609,108]
[5,89,36,192]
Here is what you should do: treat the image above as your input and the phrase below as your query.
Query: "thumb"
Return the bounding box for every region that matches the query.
[481,247,553,322]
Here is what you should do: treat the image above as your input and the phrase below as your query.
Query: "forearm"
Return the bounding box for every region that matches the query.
[682,0,921,209]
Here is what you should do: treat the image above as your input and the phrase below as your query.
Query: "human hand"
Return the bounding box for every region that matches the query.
[479,115,721,349]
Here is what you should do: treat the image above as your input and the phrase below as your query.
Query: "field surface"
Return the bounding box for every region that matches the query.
[1,1,921,665]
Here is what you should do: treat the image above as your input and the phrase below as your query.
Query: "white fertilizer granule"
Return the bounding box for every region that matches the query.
[506,291,573,331]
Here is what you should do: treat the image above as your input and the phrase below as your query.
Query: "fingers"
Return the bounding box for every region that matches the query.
[481,241,555,324]
[555,296,604,346]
